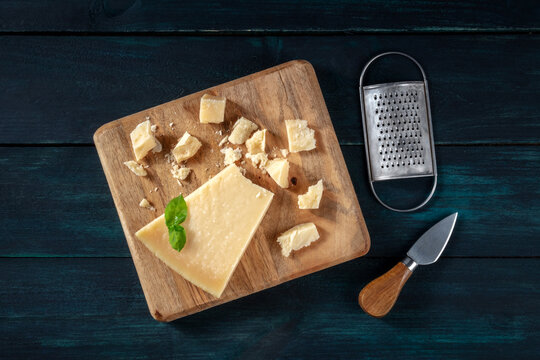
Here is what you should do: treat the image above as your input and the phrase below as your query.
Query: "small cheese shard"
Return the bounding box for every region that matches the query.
[265,159,289,188]
[246,129,267,154]
[277,223,320,257]
[280,149,289,157]
[220,147,242,166]
[171,164,191,181]
[285,119,316,153]
[246,152,268,169]
[218,136,229,147]
[123,160,147,176]
[135,164,274,298]
[229,117,258,144]
[130,120,160,160]
[172,132,202,163]
[139,198,155,211]
[199,94,226,124]
[298,180,324,209]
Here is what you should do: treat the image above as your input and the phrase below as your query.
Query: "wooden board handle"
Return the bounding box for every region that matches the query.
[358,262,412,318]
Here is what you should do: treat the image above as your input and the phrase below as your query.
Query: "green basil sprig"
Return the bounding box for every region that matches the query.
[164,195,188,252]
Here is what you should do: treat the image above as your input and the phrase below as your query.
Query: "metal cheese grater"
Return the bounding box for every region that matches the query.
[359,52,437,212]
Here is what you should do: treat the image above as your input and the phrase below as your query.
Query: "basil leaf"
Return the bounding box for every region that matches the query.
[168,225,186,252]
[165,195,188,228]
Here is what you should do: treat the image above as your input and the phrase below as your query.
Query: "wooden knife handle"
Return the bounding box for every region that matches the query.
[358,262,413,318]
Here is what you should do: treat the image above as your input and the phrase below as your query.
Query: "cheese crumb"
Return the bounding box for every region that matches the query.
[200,94,226,123]
[298,180,324,209]
[123,160,147,177]
[246,129,266,154]
[139,198,156,211]
[171,164,191,180]
[164,152,174,164]
[220,147,242,165]
[229,117,258,144]
[265,158,289,188]
[219,136,229,147]
[150,124,157,133]
[277,223,320,257]
[246,152,268,169]
[280,149,289,157]
[169,122,174,128]
[285,119,316,153]
[152,139,162,153]
[172,132,202,162]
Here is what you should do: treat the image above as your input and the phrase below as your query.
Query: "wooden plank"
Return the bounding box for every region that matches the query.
[0,0,538,33]
[0,35,539,144]
[1,258,538,358]
[1,145,538,258]
[93,60,369,321]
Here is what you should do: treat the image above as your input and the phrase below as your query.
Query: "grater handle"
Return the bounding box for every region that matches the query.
[360,52,437,212]
[369,175,437,212]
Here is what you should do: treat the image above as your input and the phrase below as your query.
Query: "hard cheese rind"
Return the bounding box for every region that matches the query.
[135,164,274,298]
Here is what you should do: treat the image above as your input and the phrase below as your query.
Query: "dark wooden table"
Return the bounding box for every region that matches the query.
[1,1,539,358]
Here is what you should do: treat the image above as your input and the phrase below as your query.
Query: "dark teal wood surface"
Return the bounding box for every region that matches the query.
[1,35,539,144]
[1,1,538,358]
[0,0,538,33]
[1,258,539,359]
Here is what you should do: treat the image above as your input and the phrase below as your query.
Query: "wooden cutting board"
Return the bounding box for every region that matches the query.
[94,60,370,321]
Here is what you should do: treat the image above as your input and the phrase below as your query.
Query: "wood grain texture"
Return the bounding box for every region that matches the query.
[1,145,538,258]
[0,0,538,33]
[358,262,412,317]
[1,35,539,144]
[1,258,539,359]
[93,60,370,321]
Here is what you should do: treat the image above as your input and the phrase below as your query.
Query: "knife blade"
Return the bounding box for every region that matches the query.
[358,212,458,318]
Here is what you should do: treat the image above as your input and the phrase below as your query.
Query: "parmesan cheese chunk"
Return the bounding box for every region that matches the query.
[123,160,147,177]
[265,158,289,188]
[277,223,320,257]
[135,164,274,298]
[199,94,226,124]
[220,147,242,166]
[285,119,316,153]
[298,180,324,209]
[171,164,191,181]
[246,152,268,169]
[130,120,160,160]
[229,117,258,144]
[139,198,155,211]
[172,132,202,163]
[246,129,267,154]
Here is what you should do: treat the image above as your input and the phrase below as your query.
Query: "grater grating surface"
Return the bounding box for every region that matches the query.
[359,52,437,212]
[363,81,434,181]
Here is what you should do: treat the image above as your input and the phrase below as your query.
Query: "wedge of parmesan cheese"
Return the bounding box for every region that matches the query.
[265,158,289,188]
[229,117,258,144]
[130,120,161,160]
[285,119,316,153]
[298,180,324,209]
[199,94,226,124]
[123,160,147,176]
[277,223,320,257]
[135,164,274,298]
[246,129,267,155]
[172,132,202,163]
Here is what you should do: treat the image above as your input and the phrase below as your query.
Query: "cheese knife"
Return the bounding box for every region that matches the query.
[358,212,458,317]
